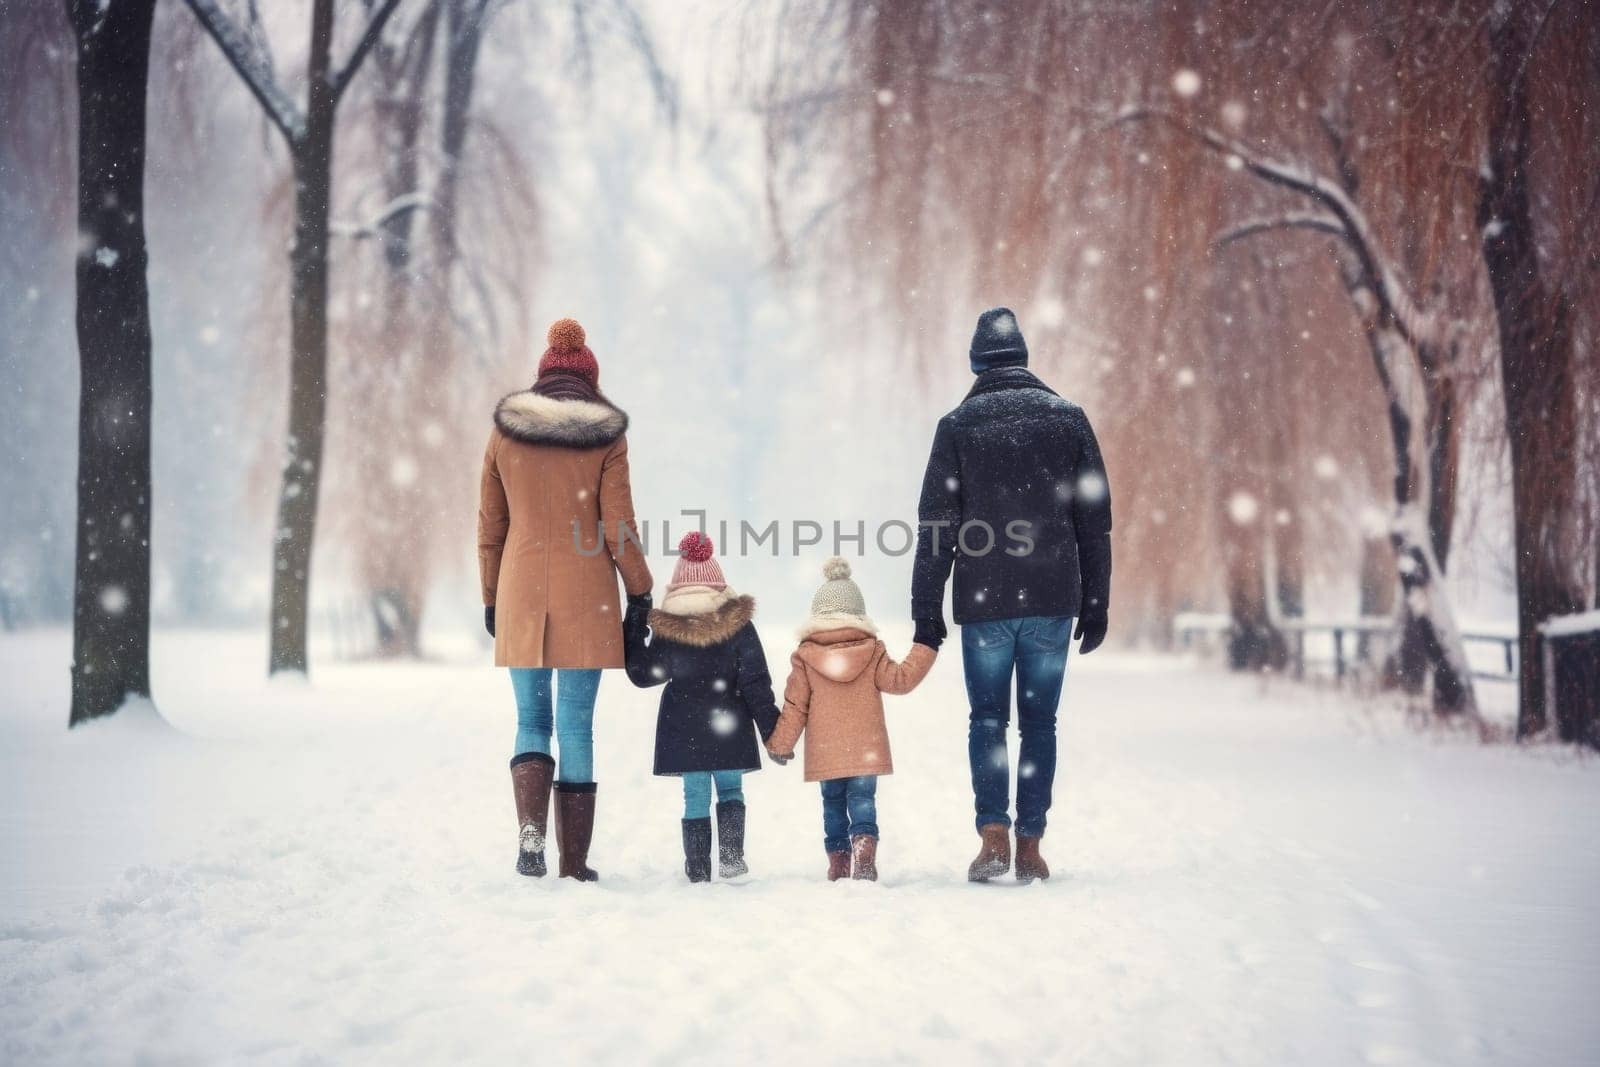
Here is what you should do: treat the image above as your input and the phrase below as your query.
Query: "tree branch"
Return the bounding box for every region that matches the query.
[181,0,306,144]
[1215,212,1348,248]
[333,0,406,102]
[330,192,433,239]
[1112,106,1437,350]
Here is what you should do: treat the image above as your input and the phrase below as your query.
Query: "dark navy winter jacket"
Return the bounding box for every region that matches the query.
[912,367,1112,626]
[624,594,780,776]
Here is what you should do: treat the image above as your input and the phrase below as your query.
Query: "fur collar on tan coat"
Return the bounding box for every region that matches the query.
[494,390,628,449]
[767,627,936,782]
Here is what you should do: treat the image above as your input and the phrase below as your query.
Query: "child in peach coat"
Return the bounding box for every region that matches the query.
[765,558,937,881]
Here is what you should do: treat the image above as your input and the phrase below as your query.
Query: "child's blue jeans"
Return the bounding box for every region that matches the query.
[682,770,744,819]
[820,775,878,853]
[510,667,601,783]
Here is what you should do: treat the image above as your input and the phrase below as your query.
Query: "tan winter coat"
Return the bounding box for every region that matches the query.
[478,390,653,668]
[767,627,936,782]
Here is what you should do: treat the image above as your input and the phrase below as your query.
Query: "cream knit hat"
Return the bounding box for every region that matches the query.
[811,557,868,619]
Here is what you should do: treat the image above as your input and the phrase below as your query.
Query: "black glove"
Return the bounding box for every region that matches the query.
[1074,611,1107,655]
[913,616,947,650]
[484,605,496,638]
[627,591,653,612]
[767,749,791,766]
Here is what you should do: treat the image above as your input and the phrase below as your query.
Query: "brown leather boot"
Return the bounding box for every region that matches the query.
[826,851,851,881]
[554,782,599,882]
[1015,834,1050,884]
[967,824,1011,882]
[510,753,554,877]
[850,835,878,881]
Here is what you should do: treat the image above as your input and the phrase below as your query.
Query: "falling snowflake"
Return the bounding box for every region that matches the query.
[199,325,221,345]
[99,585,128,615]
[1221,100,1248,128]
[875,88,895,107]
[945,476,960,493]
[1081,247,1104,267]
[1019,761,1037,779]
[709,708,739,737]
[650,665,666,680]
[1172,69,1202,98]
[989,745,1008,768]
[1228,491,1260,525]
[93,246,119,268]
[990,311,1018,335]
[1034,297,1066,330]
[1313,455,1339,480]
[974,590,986,604]
[1076,472,1107,503]
[1274,508,1293,526]
[712,679,727,693]
[390,456,419,488]
[1175,367,1196,388]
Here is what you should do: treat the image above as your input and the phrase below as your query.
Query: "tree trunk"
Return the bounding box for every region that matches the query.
[67,0,159,726]
[1341,263,1476,714]
[268,0,337,676]
[1479,6,1587,739]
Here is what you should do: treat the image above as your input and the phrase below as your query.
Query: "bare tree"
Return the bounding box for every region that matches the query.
[64,0,160,726]
[182,0,402,675]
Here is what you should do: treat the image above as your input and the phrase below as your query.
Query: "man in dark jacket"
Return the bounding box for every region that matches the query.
[911,307,1111,884]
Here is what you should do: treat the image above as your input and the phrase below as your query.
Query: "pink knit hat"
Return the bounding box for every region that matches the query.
[668,531,726,590]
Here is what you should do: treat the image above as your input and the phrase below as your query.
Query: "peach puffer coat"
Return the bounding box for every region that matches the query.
[767,627,936,782]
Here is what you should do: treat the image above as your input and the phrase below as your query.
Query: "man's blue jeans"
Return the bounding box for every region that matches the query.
[510,667,601,783]
[820,775,878,853]
[682,770,745,819]
[961,615,1072,838]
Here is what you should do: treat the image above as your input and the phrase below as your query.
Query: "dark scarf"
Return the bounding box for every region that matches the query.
[531,369,603,404]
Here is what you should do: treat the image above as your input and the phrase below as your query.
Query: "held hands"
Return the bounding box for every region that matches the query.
[627,591,653,613]
[484,605,496,638]
[1074,611,1107,655]
[913,616,947,650]
[765,745,792,766]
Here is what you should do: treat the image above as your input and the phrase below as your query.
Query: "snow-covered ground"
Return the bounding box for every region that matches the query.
[2,627,1596,1065]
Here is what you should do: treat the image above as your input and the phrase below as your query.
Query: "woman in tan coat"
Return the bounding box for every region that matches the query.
[765,558,937,881]
[479,318,652,882]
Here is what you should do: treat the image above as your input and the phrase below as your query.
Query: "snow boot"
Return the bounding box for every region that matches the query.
[716,800,748,879]
[967,824,1011,882]
[554,782,599,882]
[510,752,554,877]
[682,817,713,883]
[1015,834,1051,884]
[850,834,878,882]
[826,851,851,881]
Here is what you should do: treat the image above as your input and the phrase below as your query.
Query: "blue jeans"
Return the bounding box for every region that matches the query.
[682,770,745,819]
[962,615,1072,838]
[510,667,601,783]
[820,775,879,853]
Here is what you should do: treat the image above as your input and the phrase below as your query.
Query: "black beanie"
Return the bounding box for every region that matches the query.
[969,307,1028,373]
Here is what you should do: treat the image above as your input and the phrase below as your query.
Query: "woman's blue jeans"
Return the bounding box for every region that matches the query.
[682,770,744,819]
[820,775,878,853]
[961,615,1072,838]
[510,667,601,783]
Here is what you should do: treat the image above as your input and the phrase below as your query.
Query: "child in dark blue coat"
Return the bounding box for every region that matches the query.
[624,532,781,882]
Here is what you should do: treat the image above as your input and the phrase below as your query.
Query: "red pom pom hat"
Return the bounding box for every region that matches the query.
[538,317,600,386]
[668,531,726,591]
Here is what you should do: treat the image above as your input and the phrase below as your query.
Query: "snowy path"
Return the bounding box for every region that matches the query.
[2,628,1596,1065]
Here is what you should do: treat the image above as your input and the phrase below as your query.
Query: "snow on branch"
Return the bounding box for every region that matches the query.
[332,0,406,101]
[1112,106,1437,351]
[330,192,433,239]
[182,0,306,144]
[1215,212,1347,248]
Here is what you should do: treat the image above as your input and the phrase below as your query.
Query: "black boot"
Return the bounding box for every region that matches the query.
[716,800,748,878]
[682,817,712,883]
